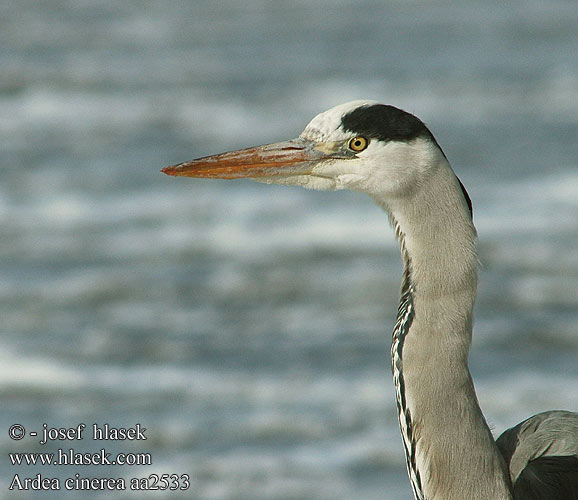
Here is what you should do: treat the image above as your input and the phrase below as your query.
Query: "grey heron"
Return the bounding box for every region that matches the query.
[162,101,578,499]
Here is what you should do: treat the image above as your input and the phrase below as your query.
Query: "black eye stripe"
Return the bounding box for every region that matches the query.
[342,104,433,143]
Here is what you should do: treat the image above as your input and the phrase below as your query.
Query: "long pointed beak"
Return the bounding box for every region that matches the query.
[162,138,341,179]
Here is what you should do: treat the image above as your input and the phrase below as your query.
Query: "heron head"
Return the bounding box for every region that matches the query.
[162,100,445,199]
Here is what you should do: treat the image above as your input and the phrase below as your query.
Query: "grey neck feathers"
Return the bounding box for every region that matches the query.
[375,155,513,500]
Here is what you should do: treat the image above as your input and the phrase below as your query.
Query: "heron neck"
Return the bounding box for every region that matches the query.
[374,159,513,500]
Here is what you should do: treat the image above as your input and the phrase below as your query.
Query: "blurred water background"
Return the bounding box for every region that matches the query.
[1,0,577,498]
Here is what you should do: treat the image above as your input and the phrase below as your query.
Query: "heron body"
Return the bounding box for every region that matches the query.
[163,101,578,499]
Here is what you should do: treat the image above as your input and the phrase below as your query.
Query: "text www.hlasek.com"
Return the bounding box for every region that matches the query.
[10,448,151,466]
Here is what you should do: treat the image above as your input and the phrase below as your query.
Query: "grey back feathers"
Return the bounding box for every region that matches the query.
[497,411,578,500]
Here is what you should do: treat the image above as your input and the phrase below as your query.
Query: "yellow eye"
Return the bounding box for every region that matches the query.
[348,136,369,152]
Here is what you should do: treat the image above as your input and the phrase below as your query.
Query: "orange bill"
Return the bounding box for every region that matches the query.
[162,139,340,179]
